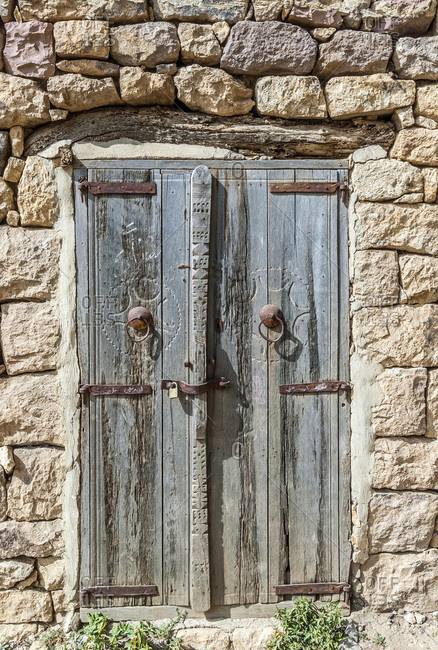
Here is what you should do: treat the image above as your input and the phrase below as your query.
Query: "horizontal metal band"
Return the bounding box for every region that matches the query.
[270,181,347,194]
[80,384,152,396]
[279,381,350,395]
[161,377,230,395]
[81,585,158,597]
[78,181,157,196]
[275,582,350,596]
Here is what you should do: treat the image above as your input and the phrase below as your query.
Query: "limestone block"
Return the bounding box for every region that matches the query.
[0,132,10,176]
[176,628,231,649]
[0,374,65,446]
[325,74,416,119]
[0,590,52,624]
[49,109,69,122]
[392,106,415,131]
[369,492,438,553]
[47,74,121,113]
[372,437,438,489]
[51,590,68,614]
[110,23,180,67]
[37,558,64,591]
[17,156,58,227]
[0,558,35,589]
[0,468,5,523]
[399,254,438,304]
[0,446,14,474]
[18,0,149,22]
[287,1,343,28]
[0,302,60,375]
[3,21,55,80]
[119,67,175,106]
[56,59,119,77]
[422,168,438,202]
[3,157,25,183]
[221,21,317,76]
[232,627,276,650]
[0,179,14,222]
[311,27,337,41]
[353,250,399,308]
[416,115,438,130]
[178,24,222,65]
[394,36,438,80]
[362,0,436,35]
[152,0,248,22]
[175,65,254,117]
[253,0,283,20]
[354,305,438,367]
[212,21,231,44]
[6,211,19,226]
[351,158,423,201]
[255,76,327,119]
[372,368,427,437]
[0,73,50,128]
[428,369,438,438]
[351,145,387,164]
[0,624,38,644]
[360,549,438,611]
[7,448,64,521]
[391,128,438,166]
[156,63,177,75]
[314,31,392,79]
[0,520,63,559]
[393,191,424,203]
[10,126,24,158]
[354,202,438,255]
[415,84,438,124]
[54,21,110,60]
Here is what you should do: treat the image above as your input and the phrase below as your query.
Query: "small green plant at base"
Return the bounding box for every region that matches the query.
[39,611,185,650]
[266,597,346,650]
[0,641,12,650]
[373,633,385,647]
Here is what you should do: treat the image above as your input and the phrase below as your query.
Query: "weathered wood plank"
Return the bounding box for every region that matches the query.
[26,107,395,158]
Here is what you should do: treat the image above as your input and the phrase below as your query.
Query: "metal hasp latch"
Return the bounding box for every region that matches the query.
[80,385,152,396]
[269,180,348,205]
[280,381,350,395]
[275,582,351,606]
[81,585,158,598]
[161,378,230,395]
[78,178,157,203]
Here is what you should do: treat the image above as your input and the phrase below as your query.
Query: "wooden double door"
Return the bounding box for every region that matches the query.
[75,160,350,617]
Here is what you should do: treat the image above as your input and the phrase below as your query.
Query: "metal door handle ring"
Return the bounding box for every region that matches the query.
[126,319,151,342]
[258,316,285,343]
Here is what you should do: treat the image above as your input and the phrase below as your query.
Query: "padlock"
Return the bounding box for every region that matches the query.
[169,382,179,399]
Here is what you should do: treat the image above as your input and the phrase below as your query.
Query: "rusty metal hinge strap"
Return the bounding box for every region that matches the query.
[80,384,152,396]
[280,381,350,395]
[78,180,157,202]
[270,181,347,195]
[81,585,158,597]
[161,378,230,395]
[275,582,351,603]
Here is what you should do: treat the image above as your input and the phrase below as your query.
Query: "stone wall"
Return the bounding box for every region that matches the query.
[1,0,438,643]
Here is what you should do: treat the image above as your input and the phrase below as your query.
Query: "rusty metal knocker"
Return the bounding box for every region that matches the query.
[126,306,153,343]
[258,304,285,343]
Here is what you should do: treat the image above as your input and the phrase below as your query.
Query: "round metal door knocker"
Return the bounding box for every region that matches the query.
[258,304,285,343]
[126,306,153,343]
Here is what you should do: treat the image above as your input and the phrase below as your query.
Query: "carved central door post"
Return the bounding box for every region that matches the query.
[190,166,212,613]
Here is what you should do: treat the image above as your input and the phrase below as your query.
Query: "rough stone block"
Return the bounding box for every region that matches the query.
[0,558,35,589]
[362,0,436,35]
[287,1,343,28]
[0,624,38,644]
[394,36,438,80]
[120,67,175,106]
[110,23,180,67]
[9,126,24,158]
[56,59,119,77]
[0,73,50,128]
[0,446,14,474]
[416,115,438,129]
[176,628,231,649]
[399,254,438,304]
[422,168,438,202]
[360,549,438,611]
[351,145,387,164]
[0,520,63,559]
[0,179,15,222]
[325,74,416,119]
[3,157,25,183]
[0,590,52,624]
[391,128,438,166]
[255,75,327,119]
[0,302,60,375]
[18,0,149,22]
[152,0,248,22]
[372,368,427,437]
[0,468,5,523]
[233,627,276,650]
[311,27,337,41]
[393,191,424,203]
[54,20,110,60]
[178,24,222,65]
[7,448,64,521]
[415,84,438,123]
[427,369,438,438]
[0,131,10,175]
[253,0,283,21]
[221,21,317,75]
[369,492,438,553]
[17,156,58,227]
[212,21,231,44]
[175,65,254,116]
[3,21,55,80]
[0,374,65,446]
[354,202,438,255]
[351,158,423,201]
[372,437,438,489]
[47,74,121,112]
[314,31,392,79]
[37,558,64,591]
[392,106,415,131]
[353,250,399,308]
